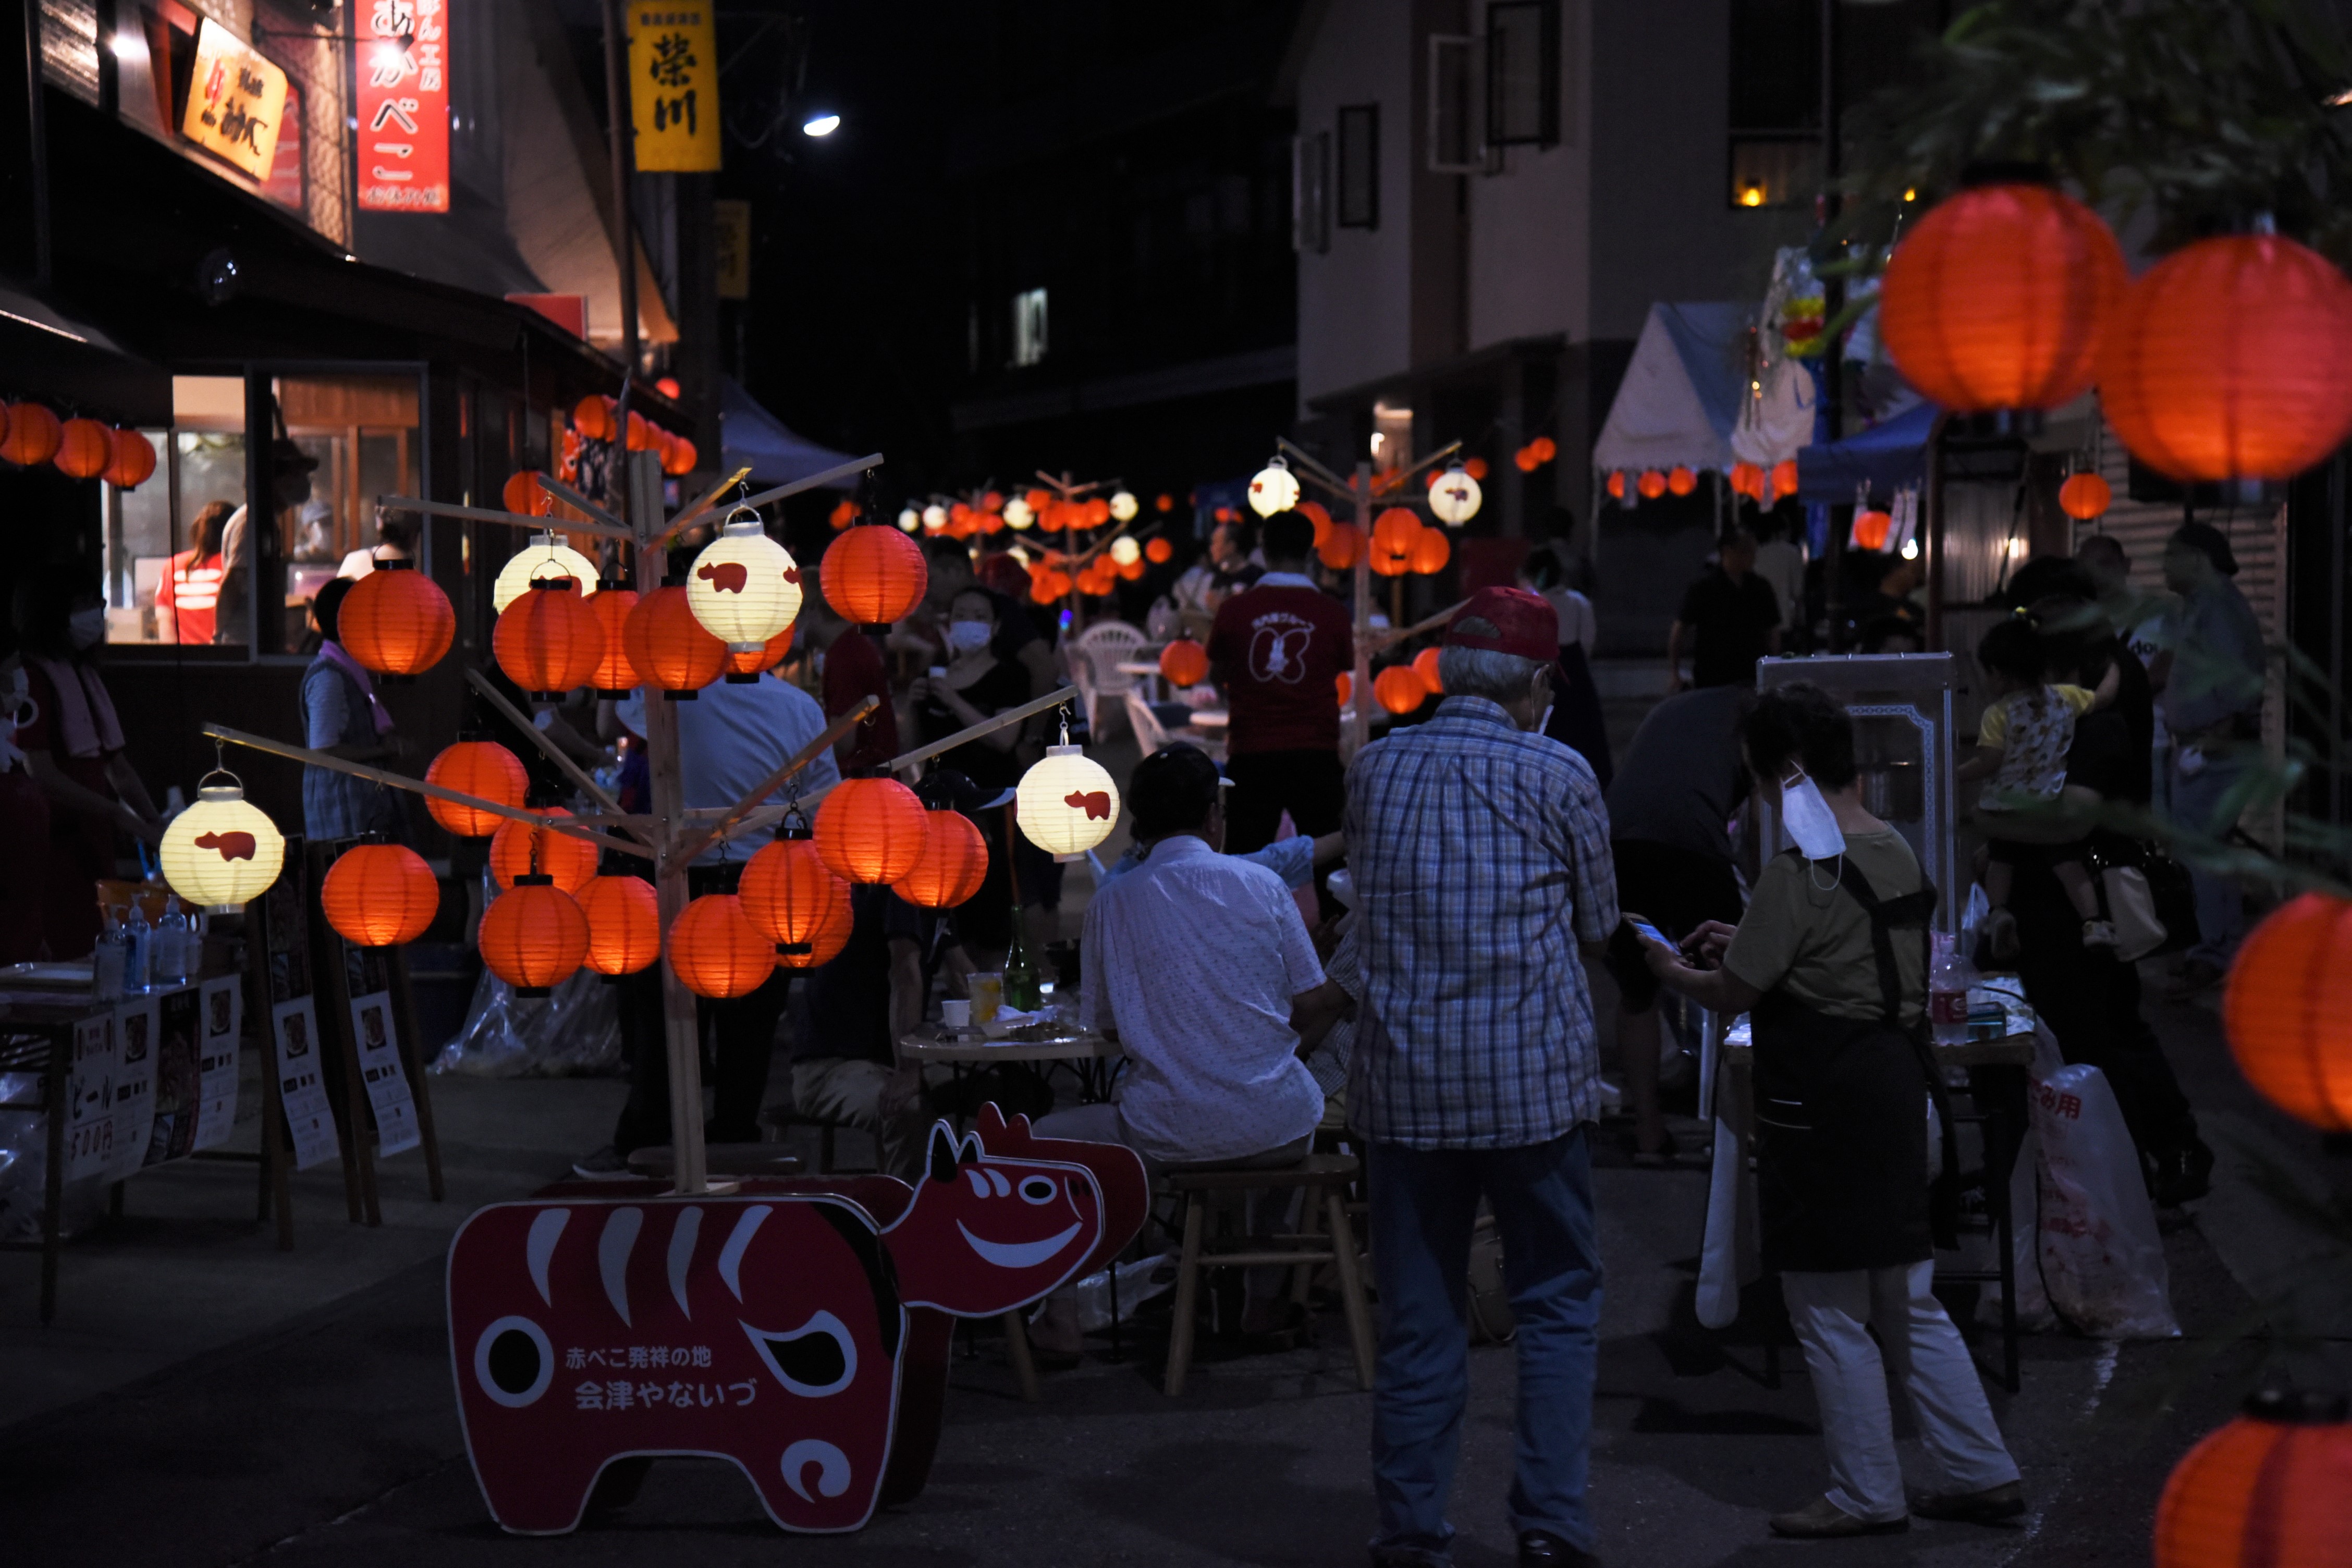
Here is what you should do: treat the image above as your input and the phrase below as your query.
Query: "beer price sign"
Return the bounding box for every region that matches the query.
[357,0,451,212]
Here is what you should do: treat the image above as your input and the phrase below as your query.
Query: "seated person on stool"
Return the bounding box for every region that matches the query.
[1033,745,1352,1350]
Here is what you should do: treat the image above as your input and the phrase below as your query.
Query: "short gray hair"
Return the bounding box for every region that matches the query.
[1436,618,1546,701]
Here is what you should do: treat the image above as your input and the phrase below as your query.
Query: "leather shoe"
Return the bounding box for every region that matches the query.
[1519,1528,1600,1566]
[1768,1496,1908,1538]
[1912,1479,2027,1524]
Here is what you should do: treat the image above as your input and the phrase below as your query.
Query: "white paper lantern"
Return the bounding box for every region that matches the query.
[1429,466,1483,526]
[1247,458,1300,518]
[160,776,286,913]
[1002,497,1035,530]
[1109,491,1138,522]
[921,504,948,532]
[491,532,601,612]
[1016,744,1121,862]
[686,512,803,652]
[1108,535,1141,566]
[897,507,922,532]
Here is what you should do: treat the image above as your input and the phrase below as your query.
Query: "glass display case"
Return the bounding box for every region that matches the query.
[1756,652,1961,934]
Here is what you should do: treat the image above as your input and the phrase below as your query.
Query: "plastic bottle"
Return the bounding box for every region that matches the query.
[156,897,191,985]
[93,908,127,1002]
[1929,930,1971,1046]
[125,900,153,993]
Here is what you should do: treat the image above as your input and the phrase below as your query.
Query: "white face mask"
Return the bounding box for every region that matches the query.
[68,607,106,650]
[945,620,993,654]
[1779,770,1846,861]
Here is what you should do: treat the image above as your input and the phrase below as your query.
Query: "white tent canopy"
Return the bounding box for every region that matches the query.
[1591,301,1813,476]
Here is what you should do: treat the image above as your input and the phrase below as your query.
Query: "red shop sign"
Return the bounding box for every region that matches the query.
[356,0,449,212]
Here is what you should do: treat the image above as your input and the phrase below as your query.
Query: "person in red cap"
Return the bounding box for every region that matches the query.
[1345,584,1619,1568]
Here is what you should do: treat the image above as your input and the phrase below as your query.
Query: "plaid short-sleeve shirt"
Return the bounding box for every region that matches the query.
[1345,695,1619,1149]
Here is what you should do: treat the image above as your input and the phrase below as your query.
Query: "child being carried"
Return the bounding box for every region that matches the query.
[1958,616,2120,961]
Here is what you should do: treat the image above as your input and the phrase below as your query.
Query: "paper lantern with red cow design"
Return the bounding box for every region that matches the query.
[160,776,287,912]
[1015,744,1119,861]
[687,514,803,652]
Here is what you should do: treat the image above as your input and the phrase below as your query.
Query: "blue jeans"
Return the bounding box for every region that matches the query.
[2170,746,2248,967]
[1368,1128,1603,1559]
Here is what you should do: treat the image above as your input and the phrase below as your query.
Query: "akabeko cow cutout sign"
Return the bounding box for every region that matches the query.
[446,1107,1147,1533]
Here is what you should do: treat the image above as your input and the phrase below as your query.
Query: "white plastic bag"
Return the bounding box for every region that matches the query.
[1695,1112,1760,1330]
[2027,1062,2180,1340]
[1048,1251,1179,1333]
[434,963,623,1078]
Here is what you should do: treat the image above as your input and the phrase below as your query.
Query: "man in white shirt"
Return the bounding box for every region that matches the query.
[1751,515,1809,643]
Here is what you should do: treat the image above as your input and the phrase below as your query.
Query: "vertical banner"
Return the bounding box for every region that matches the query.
[193,976,245,1153]
[271,998,340,1170]
[65,1015,116,1182]
[357,0,451,211]
[628,1,720,172]
[713,199,751,299]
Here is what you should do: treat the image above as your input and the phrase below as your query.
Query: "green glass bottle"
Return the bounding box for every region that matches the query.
[1003,904,1042,1012]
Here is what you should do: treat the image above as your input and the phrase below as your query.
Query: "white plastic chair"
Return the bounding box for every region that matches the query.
[1123,687,1172,755]
[1072,620,1150,734]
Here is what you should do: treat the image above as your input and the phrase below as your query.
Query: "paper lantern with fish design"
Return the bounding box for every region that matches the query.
[1016,744,1120,861]
[160,774,286,913]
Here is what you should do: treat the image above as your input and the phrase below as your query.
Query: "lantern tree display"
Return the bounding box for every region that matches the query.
[489,807,599,895]
[2222,892,2352,1131]
[667,893,776,999]
[424,740,529,837]
[821,523,928,629]
[492,579,604,699]
[814,777,929,884]
[479,876,589,997]
[321,843,442,947]
[338,562,455,679]
[578,874,661,977]
[687,511,803,652]
[159,773,288,913]
[1016,739,1120,861]
[491,532,601,612]
[623,583,728,698]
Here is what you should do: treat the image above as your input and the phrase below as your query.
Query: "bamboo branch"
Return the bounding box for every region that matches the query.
[642,454,883,555]
[1370,598,1470,652]
[201,724,655,860]
[659,465,756,540]
[670,696,878,864]
[887,684,1076,776]
[462,669,632,826]
[374,495,635,542]
[532,476,631,534]
[1273,438,1349,492]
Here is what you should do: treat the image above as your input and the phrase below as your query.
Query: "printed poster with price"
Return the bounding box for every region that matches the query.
[142,987,205,1166]
[192,976,245,1152]
[344,944,419,1157]
[271,998,339,1169]
[64,1015,115,1181]
[105,998,160,1183]
[356,0,450,211]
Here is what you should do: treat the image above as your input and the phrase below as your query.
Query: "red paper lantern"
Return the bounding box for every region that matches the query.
[2059,472,2112,521]
[1371,507,1420,557]
[425,740,528,837]
[661,434,697,476]
[503,470,552,516]
[1335,672,1352,709]
[489,808,598,895]
[1155,493,1175,512]
[1730,461,1763,499]
[104,428,157,489]
[587,584,641,694]
[54,418,113,479]
[828,498,860,531]
[1514,445,1540,473]
[668,893,776,998]
[1667,465,1698,497]
[1375,665,1429,715]
[1412,645,1443,694]
[1637,470,1668,499]
[1145,537,1173,564]
[1410,528,1451,574]
[2154,1390,2352,1568]
[1117,555,1145,581]
[822,525,928,628]
[1295,499,1333,547]
[1030,569,1072,604]
[493,579,604,697]
[1159,638,1209,688]
[480,877,589,996]
[1853,509,1893,551]
[1532,436,1557,462]
[0,402,60,467]
[2098,234,2352,482]
[625,411,660,452]
[725,624,793,679]
[571,396,614,442]
[1607,471,1626,501]
[320,843,440,947]
[622,584,727,698]
[1463,456,1488,481]
[2222,893,2352,1130]
[814,777,928,884]
[1772,459,1799,498]
[1880,182,2126,413]
[338,564,455,678]
[893,808,990,909]
[741,832,853,961]
[579,875,660,976]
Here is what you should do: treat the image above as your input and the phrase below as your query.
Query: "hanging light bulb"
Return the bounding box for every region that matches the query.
[1247,457,1300,518]
[491,531,601,614]
[685,506,803,653]
[1429,464,1483,526]
[160,769,287,913]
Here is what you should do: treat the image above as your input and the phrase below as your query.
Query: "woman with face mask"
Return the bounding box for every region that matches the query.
[1632,682,2021,1541]
[10,575,165,959]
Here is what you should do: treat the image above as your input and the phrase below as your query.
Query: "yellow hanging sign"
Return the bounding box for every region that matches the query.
[181,19,290,183]
[628,2,720,172]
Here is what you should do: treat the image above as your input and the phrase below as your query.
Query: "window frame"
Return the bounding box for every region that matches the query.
[1485,0,1561,150]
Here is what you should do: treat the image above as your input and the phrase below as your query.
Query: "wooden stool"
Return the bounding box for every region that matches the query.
[1160,1152,1375,1396]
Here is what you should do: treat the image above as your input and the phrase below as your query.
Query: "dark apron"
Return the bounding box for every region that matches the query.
[1750,854,1958,1273]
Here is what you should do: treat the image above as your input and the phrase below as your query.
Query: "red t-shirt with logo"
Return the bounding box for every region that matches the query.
[1207,579,1352,755]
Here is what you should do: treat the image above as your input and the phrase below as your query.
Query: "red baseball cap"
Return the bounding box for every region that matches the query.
[1443,586,1558,662]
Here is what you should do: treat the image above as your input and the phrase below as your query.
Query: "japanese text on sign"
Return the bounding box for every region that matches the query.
[179,20,289,183]
[357,0,451,211]
[627,3,719,172]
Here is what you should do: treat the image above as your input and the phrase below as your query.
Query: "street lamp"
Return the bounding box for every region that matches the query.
[802,113,841,137]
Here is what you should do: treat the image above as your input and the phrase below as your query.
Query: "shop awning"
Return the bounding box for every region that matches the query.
[720,377,859,489]
[1794,398,1939,505]
[1591,302,1751,475]
[0,282,172,425]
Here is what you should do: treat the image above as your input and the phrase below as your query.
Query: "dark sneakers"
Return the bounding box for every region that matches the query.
[1911,1480,2028,1525]
[1519,1529,1601,1566]
[1768,1497,1909,1537]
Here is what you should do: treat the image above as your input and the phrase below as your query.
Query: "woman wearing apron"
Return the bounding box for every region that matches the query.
[1635,682,2022,1539]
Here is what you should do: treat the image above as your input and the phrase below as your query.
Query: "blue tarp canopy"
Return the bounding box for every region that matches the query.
[719,376,859,489]
[1794,398,1938,505]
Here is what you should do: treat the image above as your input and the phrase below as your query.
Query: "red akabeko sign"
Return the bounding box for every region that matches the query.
[356,0,449,212]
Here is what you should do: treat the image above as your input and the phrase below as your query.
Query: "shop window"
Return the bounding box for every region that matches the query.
[1486,0,1560,149]
[1727,0,1818,209]
[1010,288,1048,368]
[1729,138,1817,209]
[280,374,421,646]
[1336,104,1379,229]
[105,375,247,648]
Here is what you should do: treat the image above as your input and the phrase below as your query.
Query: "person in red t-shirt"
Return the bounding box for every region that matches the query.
[1206,509,1353,852]
[821,617,901,774]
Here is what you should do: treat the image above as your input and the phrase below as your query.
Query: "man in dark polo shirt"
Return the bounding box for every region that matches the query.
[1667,528,1781,691]
[1206,509,1354,853]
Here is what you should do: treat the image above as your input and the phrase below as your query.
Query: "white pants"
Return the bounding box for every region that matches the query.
[1780,1261,2020,1523]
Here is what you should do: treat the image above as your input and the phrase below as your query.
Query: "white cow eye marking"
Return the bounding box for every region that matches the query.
[963,1168,989,1197]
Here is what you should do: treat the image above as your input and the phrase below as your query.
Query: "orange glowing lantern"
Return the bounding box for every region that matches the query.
[660,434,697,476]
[1532,436,1557,461]
[503,470,552,516]
[622,584,727,699]
[725,625,793,680]
[2098,234,2352,482]
[587,583,641,694]
[1730,461,1763,499]
[1296,499,1333,547]
[742,830,854,961]
[814,777,928,884]
[2059,472,2112,520]
[338,563,454,678]
[2153,1390,2352,1568]
[2222,893,2352,1130]
[1772,459,1799,498]
[480,878,589,997]
[1637,470,1668,499]
[493,579,604,697]
[667,893,776,998]
[1853,509,1893,551]
[1880,181,2126,413]
[822,525,928,629]
[489,807,598,895]
[893,808,990,910]
[625,411,662,452]
[54,418,113,479]
[1375,665,1429,715]
[1159,638,1210,688]
[579,874,660,977]
[1607,471,1626,501]
[1320,523,1364,571]
[1412,646,1443,694]
[1410,528,1451,574]
[103,428,157,489]
[1667,466,1698,497]
[1145,537,1173,564]
[1,402,61,467]
[1372,507,1420,557]
[1514,445,1540,473]
[424,740,528,837]
[1336,672,1352,708]
[320,843,441,947]
[571,396,614,442]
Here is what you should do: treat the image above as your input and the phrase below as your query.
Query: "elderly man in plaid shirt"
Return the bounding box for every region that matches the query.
[1348,586,1620,1568]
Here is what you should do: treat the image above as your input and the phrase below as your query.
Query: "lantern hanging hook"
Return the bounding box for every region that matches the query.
[722,500,763,532]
